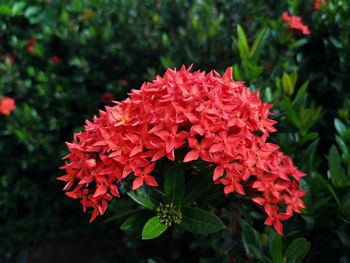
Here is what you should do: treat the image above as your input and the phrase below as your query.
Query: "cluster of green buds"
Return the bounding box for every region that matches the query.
[156,203,182,227]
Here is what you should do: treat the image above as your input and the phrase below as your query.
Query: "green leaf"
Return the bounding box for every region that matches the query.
[292,81,309,107]
[142,216,168,240]
[336,135,349,160]
[270,232,283,263]
[282,73,294,95]
[249,28,268,63]
[334,118,347,136]
[328,145,350,188]
[183,169,212,206]
[12,2,26,15]
[0,5,12,16]
[289,71,298,87]
[301,138,319,171]
[285,238,310,263]
[315,172,341,207]
[104,199,141,223]
[127,191,155,210]
[239,218,261,254]
[180,207,225,235]
[120,210,153,234]
[233,64,243,80]
[24,6,41,18]
[281,98,301,129]
[164,164,185,207]
[237,25,250,60]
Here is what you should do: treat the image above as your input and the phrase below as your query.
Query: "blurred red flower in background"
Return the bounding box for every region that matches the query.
[0,96,16,116]
[314,0,326,10]
[282,12,311,35]
[51,55,62,64]
[118,79,128,86]
[26,37,37,53]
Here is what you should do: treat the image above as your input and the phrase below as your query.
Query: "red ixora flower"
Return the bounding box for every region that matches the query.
[314,0,326,10]
[0,96,16,116]
[59,66,306,235]
[51,55,62,64]
[26,37,37,53]
[282,12,311,35]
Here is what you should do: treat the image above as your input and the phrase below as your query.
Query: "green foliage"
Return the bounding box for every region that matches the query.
[164,164,185,207]
[141,216,168,240]
[180,207,225,235]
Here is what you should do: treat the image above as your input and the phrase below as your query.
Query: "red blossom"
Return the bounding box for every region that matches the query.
[282,12,311,35]
[0,96,16,116]
[314,0,326,10]
[51,55,62,64]
[59,66,306,234]
[26,37,37,53]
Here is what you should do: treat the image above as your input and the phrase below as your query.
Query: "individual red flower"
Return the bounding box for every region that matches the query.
[26,37,37,53]
[51,55,62,64]
[314,0,326,10]
[0,96,16,116]
[1,53,14,65]
[282,12,311,35]
[59,66,306,235]
[264,204,292,235]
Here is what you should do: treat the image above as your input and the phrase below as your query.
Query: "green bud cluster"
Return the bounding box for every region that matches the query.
[156,203,182,227]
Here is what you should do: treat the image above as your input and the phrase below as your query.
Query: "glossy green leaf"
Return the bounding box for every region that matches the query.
[328,145,350,188]
[233,64,243,80]
[293,81,309,107]
[127,191,155,210]
[12,2,26,15]
[334,118,347,136]
[315,172,341,207]
[180,207,225,235]
[249,28,268,63]
[336,135,349,160]
[285,238,310,263]
[120,210,153,234]
[237,24,250,59]
[270,232,283,263]
[239,218,261,254]
[104,199,141,223]
[282,73,294,95]
[24,6,41,18]
[183,170,212,206]
[142,216,168,240]
[164,164,185,207]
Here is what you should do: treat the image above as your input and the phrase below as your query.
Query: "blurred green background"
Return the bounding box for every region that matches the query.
[1,0,350,262]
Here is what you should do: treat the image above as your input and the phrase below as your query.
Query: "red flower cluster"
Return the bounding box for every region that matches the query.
[282,12,311,35]
[314,0,326,10]
[59,66,306,234]
[0,96,16,116]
